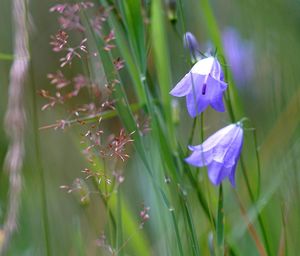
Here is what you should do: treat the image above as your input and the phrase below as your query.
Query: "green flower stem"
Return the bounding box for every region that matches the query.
[216,184,224,254]
[29,44,52,256]
[253,129,262,200]
[199,0,270,254]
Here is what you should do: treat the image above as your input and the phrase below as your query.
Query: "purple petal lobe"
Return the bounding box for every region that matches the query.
[212,125,243,167]
[170,73,192,97]
[228,163,238,187]
[210,58,223,81]
[207,161,231,185]
[210,94,225,112]
[205,77,227,112]
[186,91,208,117]
[185,149,213,167]
[185,74,207,117]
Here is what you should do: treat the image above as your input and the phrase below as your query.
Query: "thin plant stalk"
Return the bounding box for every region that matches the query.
[29,58,52,256]
[116,188,124,256]
[199,0,271,254]
[83,8,185,253]
[253,128,262,200]
[216,185,224,255]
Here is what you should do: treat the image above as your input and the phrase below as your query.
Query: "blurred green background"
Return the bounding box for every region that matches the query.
[1,0,300,255]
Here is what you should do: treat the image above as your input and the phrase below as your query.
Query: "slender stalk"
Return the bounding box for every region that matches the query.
[253,129,261,200]
[216,185,224,254]
[183,134,215,226]
[200,113,204,142]
[199,1,271,254]
[182,200,201,256]
[185,166,214,225]
[39,103,141,130]
[188,118,197,146]
[83,8,185,253]
[184,112,216,230]
[170,210,184,256]
[116,188,123,256]
[29,35,52,256]
[203,171,216,234]
[102,159,115,247]
[199,113,215,231]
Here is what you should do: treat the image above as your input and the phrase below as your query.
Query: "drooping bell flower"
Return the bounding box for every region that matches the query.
[222,27,254,85]
[170,56,227,117]
[185,123,243,187]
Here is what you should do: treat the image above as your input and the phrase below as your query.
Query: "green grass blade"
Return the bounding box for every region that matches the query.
[118,0,146,73]
[98,0,148,107]
[151,0,176,148]
[108,193,151,256]
[171,210,184,256]
[0,52,13,60]
[180,189,201,256]
[82,14,185,256]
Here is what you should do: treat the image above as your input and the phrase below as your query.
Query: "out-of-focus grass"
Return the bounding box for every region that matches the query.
[1,0,300,255]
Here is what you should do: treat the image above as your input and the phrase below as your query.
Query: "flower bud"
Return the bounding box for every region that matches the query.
[184,32,201,62]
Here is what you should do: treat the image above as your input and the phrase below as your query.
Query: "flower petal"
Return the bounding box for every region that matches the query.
[186,91,209,117]
[184,73,208,117]
[170,73,192,97]
[185,149,213,167]
[210,94,225,112]
[212,125,243,167]
[191,57,214,75]
[228,132,243,187]
[223,127,243,167]
[190,124,236,152]
[207,161,231,185]
[228,162,238,187]
[210,58,224,81]
[206,77,227,112]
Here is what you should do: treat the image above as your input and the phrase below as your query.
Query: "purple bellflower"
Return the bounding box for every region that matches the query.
[222,28,254,85]
[185,123,243,187]
[170,56,227,117]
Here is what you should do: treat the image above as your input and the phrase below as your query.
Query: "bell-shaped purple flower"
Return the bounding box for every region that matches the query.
[170,56,227,117]
[185,123,243,187]
[222,28,254,85]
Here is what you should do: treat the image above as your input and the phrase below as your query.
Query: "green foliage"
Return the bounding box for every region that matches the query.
[1,0,300,255]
